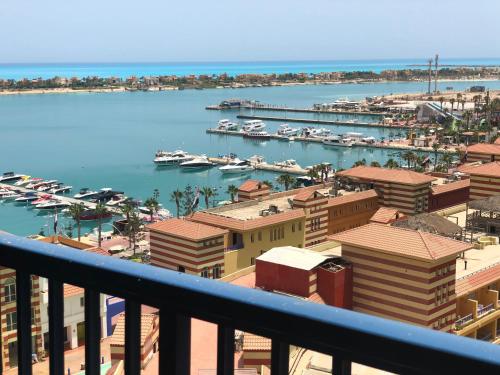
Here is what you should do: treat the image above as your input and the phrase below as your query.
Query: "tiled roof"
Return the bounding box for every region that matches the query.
[242,333,271,351]
[64,284,84,298]
[238,180,270,192]
[293,189,326,202]
[337,166,436,185]
[330,223,472,261]
[257,246,332,271]
[455,263,500,296]
[465,162,500,178]
[326,190,378,208]
[369,207,402,224]
[189,210,305,232]
[110,313,158,346]
[39,236,93,249]
[147,218,228,241]
[85,247,110,256]
[431,179,470,194]
[466,143,500,156]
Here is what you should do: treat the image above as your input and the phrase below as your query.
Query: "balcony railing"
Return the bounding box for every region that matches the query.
[478,303,495,317]
[225,243,244,252]
[455,314,474,329]
[2,233,500,375]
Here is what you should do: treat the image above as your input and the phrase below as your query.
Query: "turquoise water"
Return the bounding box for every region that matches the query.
[2,79,500,236]
[1,58,500,80]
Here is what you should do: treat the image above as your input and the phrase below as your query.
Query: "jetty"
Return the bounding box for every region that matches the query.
[207,157,308,175]
[236,114,407,129]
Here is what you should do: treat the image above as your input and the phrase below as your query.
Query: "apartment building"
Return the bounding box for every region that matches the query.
[337,166,436,214]
[330,223,472,332]
[466,143,500,163]
[428,179,470,211]
[466,162,500,200]
[237,180,271,202]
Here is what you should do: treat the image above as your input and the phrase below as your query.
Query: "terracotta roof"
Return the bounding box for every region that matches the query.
[495,138,500,145]
[466,162,500,178]
[64,284,84,298]
[242,333,271,351]
[330,223,472,261]
[147,218,228,241]
[456,162,484,174]
[455,263,500,296]
[326,190,378,208]
[238,180,270,193]
[85,247,110,256]
[39,236,93,249]
[337,166,436,185]
[431,179,470,195]
[369,207,402,224]
[189,210,305,232]
[110,313,158,346]
[466,143,500,156]
[293,189,326,202]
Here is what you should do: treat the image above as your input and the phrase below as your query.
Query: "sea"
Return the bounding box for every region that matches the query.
[1,60,500,237]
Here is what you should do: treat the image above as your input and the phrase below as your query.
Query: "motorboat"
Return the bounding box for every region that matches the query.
[362,136,376,144]
[322,135,354,147]
[217,119,239,131]
[243,131,271,140]
[154,150,194,166]
[74,188,99,199]
[49,184,72,194]
[1,191,22,201]
[219,159,254,174]
[14,176,33,186]
[0,172,26,183]
[92,190,125,203]
[138,206,171,220]
[31,194,53,205]
[80,209,113,221]
[15,192,39,202]
[274,159,300,168]
[35,200,71,210]
[277,124,300,137]
[242,120,266,132]
[303,127,331,138]
[248,155,265,164]
[37,181,59,192]
[106,194,129,207]
[17,177,43,187]
[180,155,215,169]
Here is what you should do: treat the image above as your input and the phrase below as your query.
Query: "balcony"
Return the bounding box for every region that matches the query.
[225,243,244,252]
[2,233,500,374]
[455,314,474,330]
[477,303,495,318]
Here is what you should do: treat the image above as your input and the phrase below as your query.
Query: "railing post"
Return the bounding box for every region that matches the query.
[16,271,32,375]
[125,300,141,375]
[159,310,191,375]
[217,325,234,375]
[48,279,65,375]
[271,340,289,375]
[84,289,100,375]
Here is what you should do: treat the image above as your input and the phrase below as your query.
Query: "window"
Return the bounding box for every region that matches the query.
[6,312,17,331]
[31,308,35,325]
[80,297,85,307]
[178,266,185,273]
[258,231,262,241]
[4,278,16,303]
[250,257,255,266]
[292,223,295,232]
[212,264,221,279]
[250,233,254,243]
[298,222,302,231]
[201,268,209,278]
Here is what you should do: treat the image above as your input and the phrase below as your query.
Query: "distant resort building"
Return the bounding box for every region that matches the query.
[466,143,500,163]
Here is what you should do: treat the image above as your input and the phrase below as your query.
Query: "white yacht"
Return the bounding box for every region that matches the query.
[1,191,22,200]
[219,159,254,174]
[277,124,300,137]
[15,192,39,202]
[106,194,128,207]
[180,155,215,169]
[243,131,271,140]
[37,181,59,192]
[217,119,239,131]
[74,188,99,199]
[322,135,354,147]
[35,200,71,210]
[274,159,300,168]
[49,184,72,194]
[361,136,376,144]
[154,150,194,166]
[0,172,26,183]
[304,127,331,138]
[242,120,266,132]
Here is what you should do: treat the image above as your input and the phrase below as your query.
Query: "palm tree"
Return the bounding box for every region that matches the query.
[307,166,319,183]
[170,189,183,218]
[352,159,367,167]
[226,184,239,203]
[370,161,381,167]
[432,143,440,170]
[94,203,109,248]
[262,180,274,190]
[438,96,445,109]
[441,153,454,171]
[68,202,85,241]
[201,186,214,209]
[401,151,416,169]
[276,174,295,191]
[383,158,399,169]
[449,98,455,113]
[144,197,160,221]
[126,212,142,255]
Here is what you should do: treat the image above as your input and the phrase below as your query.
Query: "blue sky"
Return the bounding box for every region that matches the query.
[1,0,498,63]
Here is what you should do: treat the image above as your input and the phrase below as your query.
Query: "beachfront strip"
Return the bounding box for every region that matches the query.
[6,160,500,372]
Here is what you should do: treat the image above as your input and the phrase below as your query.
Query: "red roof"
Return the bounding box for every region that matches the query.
[330,223,472,261]
[431,179,470,195]
[147,218,228,241]
[466,143,500,156]
[466,162,500,178]
[337,166,436,185]
[369,207,402,224]
[238,180,270,193]
[455,263,500,296]
[326,190,378,208]
[293,189,326,202]
[64,284,83,298]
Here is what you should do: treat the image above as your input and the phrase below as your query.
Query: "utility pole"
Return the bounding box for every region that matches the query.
[434,54,439,93]
[427,58,433,94]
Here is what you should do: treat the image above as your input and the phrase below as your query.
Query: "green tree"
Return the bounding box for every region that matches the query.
[94,203,109,248]
[383,158,399,169]
[441,153,454,171]
[352,159,367,167]
[370,161,381,167]
[170,189,183,218]
[201,186,215,209]
[401,151,416,169]
[144,197,160,221]
[276,174,295,191]
[262,180,274,191]
[126,211,142,255]
[226,184,239,203]
[182,185,195,215]
[68,202,85,241]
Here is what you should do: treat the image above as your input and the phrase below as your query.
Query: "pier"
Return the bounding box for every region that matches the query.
[207,156,308,175]
[236,114,408,129]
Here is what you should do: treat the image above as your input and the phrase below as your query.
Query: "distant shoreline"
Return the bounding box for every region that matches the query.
[1,77,499,97]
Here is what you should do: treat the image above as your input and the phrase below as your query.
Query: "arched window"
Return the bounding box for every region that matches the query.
[212,264,221,279]
[4,278,16,303]
[201,268,209,278]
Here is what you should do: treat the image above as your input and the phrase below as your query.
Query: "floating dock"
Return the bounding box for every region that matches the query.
[207,157,308,175]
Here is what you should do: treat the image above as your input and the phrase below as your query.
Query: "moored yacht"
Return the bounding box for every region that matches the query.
[219,159,254,174]
[31,194,52,206]
[217,119,239,131]
[277,124,300,137]
[274,159,300,168]
[106,194,129,206]
[243,131,271,140]
[35,200,71,210]
[0,172,26,183]
[154,150,194,166]
[15,192,39,202]
[303,127,331,138]
[322,135,354,147]
[79,208,113,221]
[1,191,22,200]
[49,184,73,194]
[242,120,266,132]
[74,188,99,199]
[180,155,215,169]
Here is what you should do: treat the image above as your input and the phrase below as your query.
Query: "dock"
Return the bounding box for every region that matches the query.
[207,157,308,175]
[236,114,408,129]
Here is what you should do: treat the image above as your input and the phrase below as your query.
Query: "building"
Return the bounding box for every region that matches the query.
[369,207,403,224]
[241,334,271,371]
[337,166,436,214]
[466,144,500,163]
[237,180,271,202]
[330,223,472,332]
[148,218,228,277]
[110,313,159,368]
[465,162,500,200]
[326,190,379,234]
[428,179,470,211]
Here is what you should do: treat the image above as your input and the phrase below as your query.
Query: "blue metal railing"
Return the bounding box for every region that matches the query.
[2,233,500,375]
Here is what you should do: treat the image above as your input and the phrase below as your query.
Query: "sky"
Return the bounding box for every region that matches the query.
[0,0,499,63]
